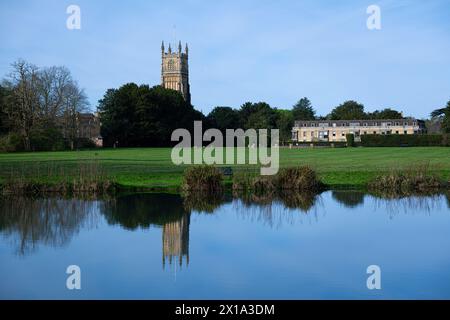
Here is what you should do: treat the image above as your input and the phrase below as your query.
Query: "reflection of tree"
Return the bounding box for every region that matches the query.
[445,191,450,209]
[232,191,320,228]
[0,197,97,255]
[182,191,230,213]
[368,189,442,200]
[331,191,365,208]
[235,191,318,212]
[372,194,446,216]
[278,192,318,211]
[101,193,187,229]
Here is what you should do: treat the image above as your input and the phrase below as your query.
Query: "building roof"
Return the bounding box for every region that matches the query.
[294,118,423,127]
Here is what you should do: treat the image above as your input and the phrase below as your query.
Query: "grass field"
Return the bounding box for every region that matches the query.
[0,147,449,189]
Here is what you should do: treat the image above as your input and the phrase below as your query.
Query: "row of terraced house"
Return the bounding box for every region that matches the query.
[291,118,426,143]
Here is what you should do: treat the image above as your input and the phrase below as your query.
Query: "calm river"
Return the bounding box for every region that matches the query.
[1,191,450,299]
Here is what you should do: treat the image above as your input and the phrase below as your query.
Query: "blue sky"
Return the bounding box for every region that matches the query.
[1,0,449,118]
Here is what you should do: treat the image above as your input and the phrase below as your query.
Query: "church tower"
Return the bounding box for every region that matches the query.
[161,41,191,104]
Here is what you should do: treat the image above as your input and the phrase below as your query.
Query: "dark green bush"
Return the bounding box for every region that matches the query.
[293,141,347,148]
[30,127,66,151]
[361,134,448,147]
[0,133,24,152]
[75,138,97,149]
[346,133,355,147]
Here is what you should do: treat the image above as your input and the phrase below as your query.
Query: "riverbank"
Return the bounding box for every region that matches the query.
[0,147,449,192]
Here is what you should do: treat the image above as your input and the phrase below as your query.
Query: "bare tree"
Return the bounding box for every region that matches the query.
[37,66,73,123]
[3,60,40,150]
[61,81,89,150]
[2,59,89,150]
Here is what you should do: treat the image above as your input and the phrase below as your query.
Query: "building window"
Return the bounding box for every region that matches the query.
[332,132,336,137]
[303,131,306,137]
[404,130,407,134]
[395,130,399,134]
[341,132,345,137]
[395,122,400,126]
[363,131,367,135]
[373,131,376,134]
[311,131,314,137]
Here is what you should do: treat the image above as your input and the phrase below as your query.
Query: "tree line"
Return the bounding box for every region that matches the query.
[0,59,89,151]
[1,59,449,151]
[207,99,406,145]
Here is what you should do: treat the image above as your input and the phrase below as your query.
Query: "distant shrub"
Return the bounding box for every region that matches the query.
[0,133,24,152]
[75,138,97,149]
[292,141,347,148]
[346,133,355,147]
[181,165,223,193]
[30,127,66,151]
[361,134,448,147]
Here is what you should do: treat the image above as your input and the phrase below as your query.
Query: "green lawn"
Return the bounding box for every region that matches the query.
[0,147,449,189]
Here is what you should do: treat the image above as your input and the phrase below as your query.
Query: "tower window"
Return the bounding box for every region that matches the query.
[168,60,175,70]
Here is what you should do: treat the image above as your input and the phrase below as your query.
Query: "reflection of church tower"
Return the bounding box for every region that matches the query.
[162,213,190,269]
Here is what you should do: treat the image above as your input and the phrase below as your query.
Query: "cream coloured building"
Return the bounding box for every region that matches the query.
[161,41,191,103]
[292,118,426,142]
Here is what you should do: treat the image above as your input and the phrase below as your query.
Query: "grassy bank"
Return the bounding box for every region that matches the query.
[0,147,449,191]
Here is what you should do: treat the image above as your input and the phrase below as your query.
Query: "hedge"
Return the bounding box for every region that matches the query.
[360,134,449,147]
[346,133,355,147]
[292,141,347,148]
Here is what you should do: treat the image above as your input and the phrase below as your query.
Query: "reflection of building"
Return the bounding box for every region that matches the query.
[292,118,426,143]
[162,214,190,269]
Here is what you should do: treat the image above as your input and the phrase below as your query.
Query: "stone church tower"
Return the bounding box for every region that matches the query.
[161,41,190,103]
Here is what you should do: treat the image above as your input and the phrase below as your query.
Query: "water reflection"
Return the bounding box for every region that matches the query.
[0,197,99,255]
[162,214,190,268]
[332,190,365,208]
[1,190,449,262]
[101,193,191,268]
